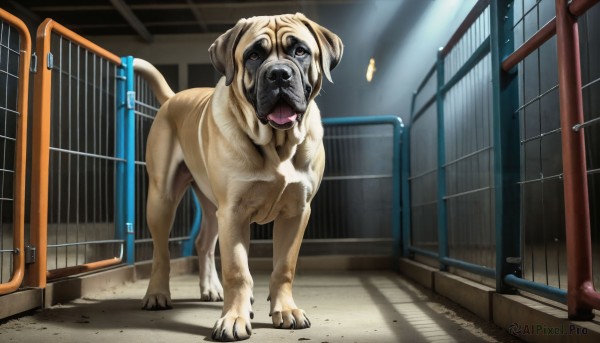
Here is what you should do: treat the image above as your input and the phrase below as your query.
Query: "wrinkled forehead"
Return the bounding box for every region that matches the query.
[237,15,318,54]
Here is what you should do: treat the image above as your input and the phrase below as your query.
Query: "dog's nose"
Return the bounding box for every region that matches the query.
[266,65,293,86]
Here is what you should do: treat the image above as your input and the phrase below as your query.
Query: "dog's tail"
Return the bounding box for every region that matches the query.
[133,58,175,105]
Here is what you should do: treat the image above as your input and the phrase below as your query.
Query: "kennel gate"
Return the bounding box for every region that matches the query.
[404,0,600,318]
[0,8,30,296]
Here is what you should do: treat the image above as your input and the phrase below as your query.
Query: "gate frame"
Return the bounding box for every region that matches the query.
[28,19,125,288]
[0,8,31,295]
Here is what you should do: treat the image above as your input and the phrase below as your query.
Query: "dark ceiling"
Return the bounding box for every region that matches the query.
[3,0,353,42]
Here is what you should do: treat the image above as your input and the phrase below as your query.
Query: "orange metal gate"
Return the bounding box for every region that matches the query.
[28,19,124,288]
[0,8,31,295]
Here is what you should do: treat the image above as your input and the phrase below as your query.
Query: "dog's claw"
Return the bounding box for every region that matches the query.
[271,309,310,330]
[212,315,252,341]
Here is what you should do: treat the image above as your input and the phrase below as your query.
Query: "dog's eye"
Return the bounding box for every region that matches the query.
[248,52,260,61]
[294,47,307,57]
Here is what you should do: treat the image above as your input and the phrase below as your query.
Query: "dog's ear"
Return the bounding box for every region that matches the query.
[209,18,248,86]
[296,13,343,83]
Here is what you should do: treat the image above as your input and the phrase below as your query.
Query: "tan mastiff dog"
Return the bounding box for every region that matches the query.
[135,13,342,341]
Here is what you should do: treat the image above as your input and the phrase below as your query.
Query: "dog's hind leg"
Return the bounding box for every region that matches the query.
[142,122,191,310]
[192,185,224,302]
[142,186,176,309]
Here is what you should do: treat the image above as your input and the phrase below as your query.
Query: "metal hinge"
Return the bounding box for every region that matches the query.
[127,91,136,109]
[25,245,36,264]
[30,52,38,73]
[506,257,521,264]
[47,52,54,70]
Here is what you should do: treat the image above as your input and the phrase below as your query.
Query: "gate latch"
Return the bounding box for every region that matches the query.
[25,245,36,264]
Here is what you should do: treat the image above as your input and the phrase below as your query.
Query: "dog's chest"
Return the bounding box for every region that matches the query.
[243,162,314,224]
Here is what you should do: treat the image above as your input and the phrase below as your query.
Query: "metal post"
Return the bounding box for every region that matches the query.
[555,0,600,320]
[490,0,521,293]
[321,116,403,269]
[401,95,414,258]
[115,58,126,260]
[436,49,449,271]
[183,194,202,257]
[124,56,136,264]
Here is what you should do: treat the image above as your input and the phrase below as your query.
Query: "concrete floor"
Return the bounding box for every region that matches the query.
[0,271,521,343]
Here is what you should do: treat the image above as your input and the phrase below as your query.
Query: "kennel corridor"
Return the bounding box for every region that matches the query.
[2,1,600,342]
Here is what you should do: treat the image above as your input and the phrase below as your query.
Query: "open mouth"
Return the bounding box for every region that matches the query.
[266,101,300,129]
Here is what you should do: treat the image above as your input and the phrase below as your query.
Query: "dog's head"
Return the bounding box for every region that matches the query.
[209,13,343,130]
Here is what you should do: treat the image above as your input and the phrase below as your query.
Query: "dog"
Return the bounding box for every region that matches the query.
[135,13,342,341]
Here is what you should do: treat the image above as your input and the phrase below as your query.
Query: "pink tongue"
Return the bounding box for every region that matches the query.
[267,103,298,125]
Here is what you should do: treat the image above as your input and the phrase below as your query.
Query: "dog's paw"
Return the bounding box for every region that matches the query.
[270,309,311,330]
[200,280,224,302]
[141,293,173,310]
[211,314,252,341]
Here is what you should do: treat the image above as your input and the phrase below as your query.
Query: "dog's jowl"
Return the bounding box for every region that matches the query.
[136,13,343,342]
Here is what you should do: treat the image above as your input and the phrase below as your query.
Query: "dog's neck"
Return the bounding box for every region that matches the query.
[213,80,318,163]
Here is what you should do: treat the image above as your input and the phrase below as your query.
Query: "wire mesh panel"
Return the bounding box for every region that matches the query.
[513,0,567,289]
[576,4,600,291]
[251,122,397,256]
[0,10,29,294]
[133,72,198,262]
[442,5,495,270]
[30,21,126,285]
[409,104,439,254]
[44,33,122,271]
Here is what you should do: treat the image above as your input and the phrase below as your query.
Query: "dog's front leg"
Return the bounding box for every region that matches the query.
[269,208,311,330]
[211,208,253,341]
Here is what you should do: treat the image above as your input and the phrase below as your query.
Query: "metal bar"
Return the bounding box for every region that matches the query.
[520,127,561,144]
[124,56,136,264]
[323,174,392,181]
[324,133,394,139]
[49,147,126,162]
[569,0,600,16]
[183,193,202,257]
[410,94,436,124]
[134,100,160,112]
[504,274,567,304]
[517,173,563,185]
[0,8,30,295]
[407,168,437,182]
[436,49,449,271]
[490,0,521,293]
[133,111,156,120]
[402,94,413,258]
[502,18,556,72]
[441,0,491,58]
[572,116,600,132]
[502,0,600,72]
[514,84,559,114]
[443,186,492,201]
[441,256,496,279]
[408,246,439,260]
[135,237,190,244]
[47,245,123,280]
[115,58,127,265]
[48,239,125,248]
[322,116,403,270]
[414,63,437,96]
[443,146,492,168]
[442,37,491,94]
[555,0,600,319]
